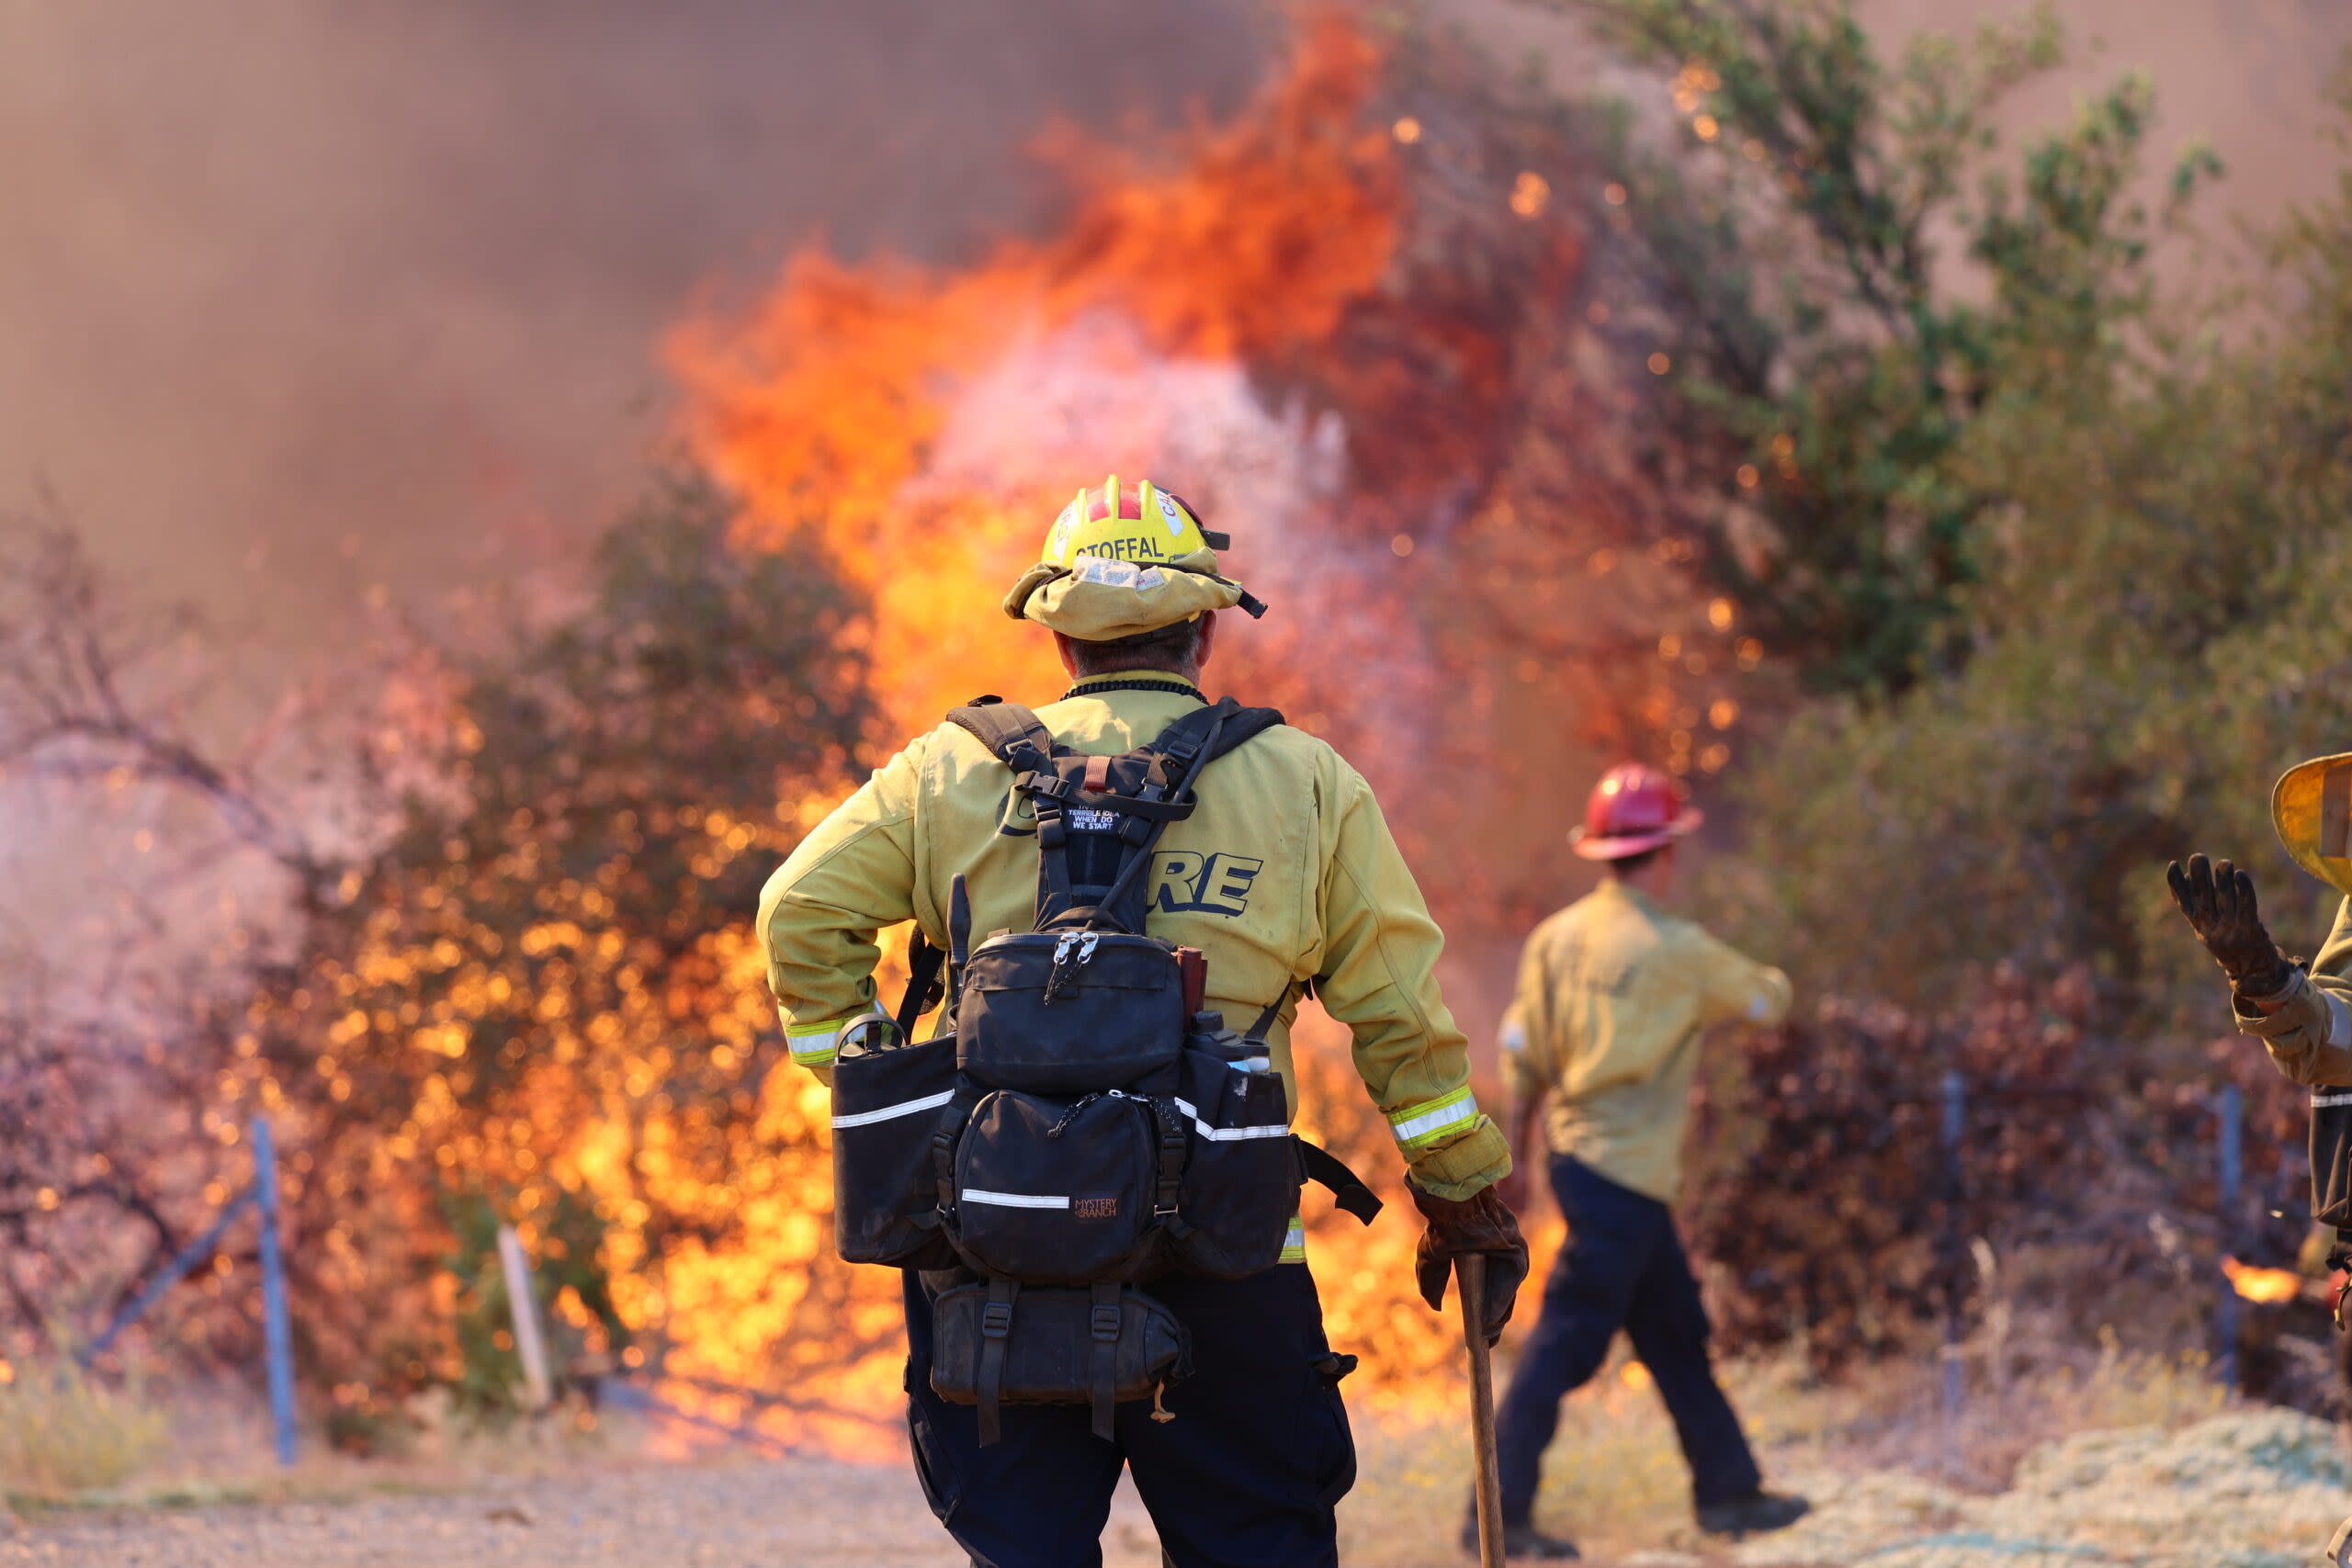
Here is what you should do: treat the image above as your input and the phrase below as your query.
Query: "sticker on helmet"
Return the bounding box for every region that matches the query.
[1157,491,1187,537]
[1047,501,1079,558]
[1071,557,1165,590]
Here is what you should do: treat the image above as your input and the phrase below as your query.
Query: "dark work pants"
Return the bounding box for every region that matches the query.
[1493,1154,1761,1522]
[903,1264,1356,1568]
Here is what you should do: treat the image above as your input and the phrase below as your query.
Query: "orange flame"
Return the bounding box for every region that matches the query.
[2222,1256,2308,1305]
[631,15,1513,1447]
[670,10,1402,743]
[611,7,1721,1451]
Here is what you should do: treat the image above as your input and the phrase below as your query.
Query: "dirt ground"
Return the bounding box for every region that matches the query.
[0,1455,1173,1568]
[11,1382,2342,1567]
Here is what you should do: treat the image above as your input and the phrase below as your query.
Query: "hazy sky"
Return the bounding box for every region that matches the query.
[3,0,2346,654]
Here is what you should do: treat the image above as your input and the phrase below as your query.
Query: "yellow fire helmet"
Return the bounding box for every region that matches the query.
[1001,475,1267,642]
[2274,751,2352,897]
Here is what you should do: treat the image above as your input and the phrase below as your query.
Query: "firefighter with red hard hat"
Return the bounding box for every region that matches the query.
[1471,762,1808,1560]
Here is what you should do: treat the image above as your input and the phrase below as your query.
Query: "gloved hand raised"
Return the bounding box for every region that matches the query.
[2166,853,2294,995]
[1408,1180,1529,1348]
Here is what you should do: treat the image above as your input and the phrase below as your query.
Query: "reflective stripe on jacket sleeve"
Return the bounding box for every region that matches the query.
[1387,1086,1483,1153]
[786,1020,846,1070]
[1311,759,1510,1200]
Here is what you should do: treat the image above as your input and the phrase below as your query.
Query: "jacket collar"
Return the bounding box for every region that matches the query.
[1061,671,1203,702]
[1597,879,1663,920]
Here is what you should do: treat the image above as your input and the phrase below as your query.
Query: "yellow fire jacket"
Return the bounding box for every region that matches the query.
[1501,881,1791,1202]
[2234,897,2352,1085]
[758,671,1511,1201]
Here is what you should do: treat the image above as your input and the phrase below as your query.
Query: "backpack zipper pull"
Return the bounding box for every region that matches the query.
[1046,1093,1102,1137]
[1044,931,1082,1004]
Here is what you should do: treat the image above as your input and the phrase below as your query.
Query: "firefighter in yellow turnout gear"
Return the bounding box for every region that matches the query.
[760,478,1525,1568]
[2173,754,2352,1088]
[2171,753,2352,1363]
[1481,763,1808,1560]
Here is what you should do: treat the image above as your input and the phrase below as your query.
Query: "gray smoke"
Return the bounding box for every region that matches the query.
[0,0,1266,646]
[1445,0,2352,268]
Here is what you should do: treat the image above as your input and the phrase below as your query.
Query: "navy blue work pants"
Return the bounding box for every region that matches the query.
[903,1264,1355,1568]
[1493,1154,1761,1521]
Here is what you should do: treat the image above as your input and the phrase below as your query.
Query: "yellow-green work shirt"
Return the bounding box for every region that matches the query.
[758,672,1511,1201]
[1502,881,1791,1202]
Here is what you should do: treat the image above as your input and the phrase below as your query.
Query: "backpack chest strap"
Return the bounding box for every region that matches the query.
[943,693,1286,932]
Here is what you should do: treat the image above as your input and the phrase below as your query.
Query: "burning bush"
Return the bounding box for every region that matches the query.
[245,476,903,1428]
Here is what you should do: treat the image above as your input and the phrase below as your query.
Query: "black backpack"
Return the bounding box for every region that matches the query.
[825,694,1378,1442]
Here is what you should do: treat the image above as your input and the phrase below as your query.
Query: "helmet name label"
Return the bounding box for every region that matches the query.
[1078,534,1175,564]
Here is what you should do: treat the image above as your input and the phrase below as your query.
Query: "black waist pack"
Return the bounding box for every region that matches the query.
[929,1277,1191,1443]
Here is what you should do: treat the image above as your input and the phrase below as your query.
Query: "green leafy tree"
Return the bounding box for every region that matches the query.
[1708,73,2352,1032]
[1532,0,2218,693]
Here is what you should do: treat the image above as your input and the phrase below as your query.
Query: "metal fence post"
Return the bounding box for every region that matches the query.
[252,1117,298,1467]
[497,1224,554,1411]
[2216,1084,2243,1394]
[1939,1069,1966,1455]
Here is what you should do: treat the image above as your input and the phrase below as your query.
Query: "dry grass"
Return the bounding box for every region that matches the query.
[0,1359,169,1499]
[1337,1337,2249,1566]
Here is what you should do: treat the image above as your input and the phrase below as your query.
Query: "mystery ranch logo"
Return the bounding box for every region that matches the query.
[1151,851,1262,917]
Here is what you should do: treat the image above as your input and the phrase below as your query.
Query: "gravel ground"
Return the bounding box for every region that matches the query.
[1,1457,1170,1568]
[11,1409,2346,1567]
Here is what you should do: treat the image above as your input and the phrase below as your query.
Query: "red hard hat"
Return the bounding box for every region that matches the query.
[1570,761,1702,861]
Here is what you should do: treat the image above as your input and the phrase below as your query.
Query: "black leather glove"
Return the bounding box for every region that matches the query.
[2167,853,2294,995]
[1408,1180,1529,1348]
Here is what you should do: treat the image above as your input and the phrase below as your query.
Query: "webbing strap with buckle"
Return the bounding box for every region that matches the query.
[894,931,948,1041]
[931,1096,974,1235]
[1088,1281,1122,1441]
[1244,982,1297,1045]
[1297,1139,1384,1226]
[1151,1099,1192,1231]
[978,1278,1019,1447]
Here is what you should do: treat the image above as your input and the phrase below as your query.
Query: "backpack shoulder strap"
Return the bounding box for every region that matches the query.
[1133,697,1284,793]
[944,699,1057,772]
[1202,701,1284,760]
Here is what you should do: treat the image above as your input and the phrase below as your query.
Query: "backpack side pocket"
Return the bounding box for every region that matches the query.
[1169,1046,1303,1279]
[831,1036,958,1268]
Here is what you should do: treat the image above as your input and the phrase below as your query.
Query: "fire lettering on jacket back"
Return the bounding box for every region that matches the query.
[1151,851,1263,917]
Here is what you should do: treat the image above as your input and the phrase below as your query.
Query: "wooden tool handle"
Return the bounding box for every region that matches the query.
[1177,946,1207,1016]
[1461,1254,1505,1568]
